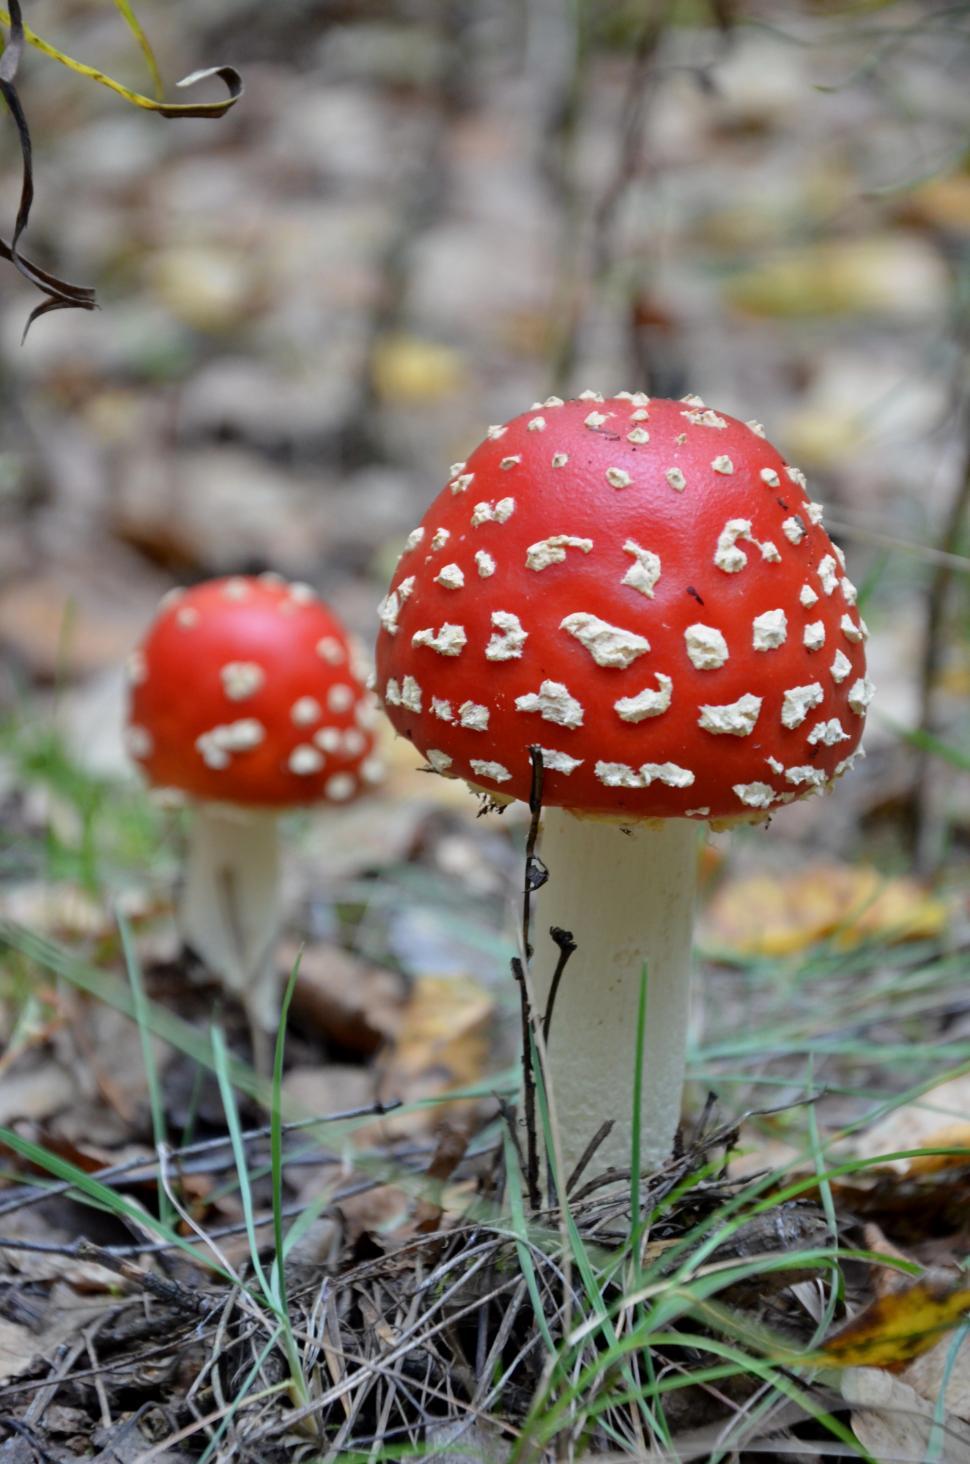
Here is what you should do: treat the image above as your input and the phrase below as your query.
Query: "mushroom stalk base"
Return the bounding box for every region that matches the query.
[179,804,282,1049]
[531,810,699,1179]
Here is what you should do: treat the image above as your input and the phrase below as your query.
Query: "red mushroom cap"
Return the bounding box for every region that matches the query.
[126,575,382,808]
[374,394,872,820]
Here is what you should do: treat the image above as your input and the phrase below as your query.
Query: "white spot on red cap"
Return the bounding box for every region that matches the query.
[807,718,849,746]
[800,584,819,608]
[614,673,673,722]
[747,420,767,437]
[435,563,465,589]
[470,759,512,783]
[537,747,582,774]
[698,693,762,737]
[781,682,824,728]
[412,624,467,657]
[458,701,489,731]
[848,677,874,714]
[176,606,200,629]
[316,637,345,665]
[486,424,506,440]
[450,473,474,495]
[402,527,425,553]
[126,650,147,685]
[830,649,852,683]
[485,611,527,660]
[551,452,569,468]
[841,577,858,606]
[733,782,776,809]
[526,536,593,572]
[627,428,650,445]
[325,773,357,801]
[786,465,807,488]
[805,502,825,526]
[499,456,521,471]
[684,409,727,429]
[584,411,608,429]
[595,761,694,788]
[817,556,839,595]
[527,416,546,432]
[685,624,728,669]
[401,676,422,712]
[222,578,249,601]
[785,765,826,787]
[291,696,322,726]
[621,541,661,597]
[714,519,752,573]
[665,467,686,492]
[782,517,806,544]
[426,749,453,774]
[752,609,787,651]
[221,662,265,701]
[711,455,734,475]
[515,680,584,728]
[430,528,450,551]
[803,621,825,651]
[384,678,401,707]
[841,614,865,643]
[560,612,650,669]
[431,697,453,722]
[289,745,323,776]
[605,467,633,489]
[471,498,515,526]
[475,550,496,578]
[760,467,780,488]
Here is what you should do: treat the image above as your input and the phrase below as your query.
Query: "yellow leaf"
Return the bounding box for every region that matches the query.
[703,864,948,957]
[371,335,466,404]
[376,976,493,1137]
[725,236,947,318]
[820,1275,970,1369]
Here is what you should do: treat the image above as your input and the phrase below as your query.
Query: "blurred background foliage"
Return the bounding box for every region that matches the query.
[0,0,967,885]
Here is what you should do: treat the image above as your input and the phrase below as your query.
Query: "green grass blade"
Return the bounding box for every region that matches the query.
[118,909,171,1227]
[111,0,163,99]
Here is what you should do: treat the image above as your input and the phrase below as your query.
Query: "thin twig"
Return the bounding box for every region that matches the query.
[512,746,547,1211]
[541,925,577,1046]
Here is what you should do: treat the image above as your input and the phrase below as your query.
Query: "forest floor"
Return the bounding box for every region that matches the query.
[1,2,969,1459]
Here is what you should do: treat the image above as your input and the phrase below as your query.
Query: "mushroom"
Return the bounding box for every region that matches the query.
[375,393,872,1173]
[126,574,383,1062]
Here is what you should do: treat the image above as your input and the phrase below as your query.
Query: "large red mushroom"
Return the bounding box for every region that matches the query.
[375,393,872,1172]
[126,574,382,1062]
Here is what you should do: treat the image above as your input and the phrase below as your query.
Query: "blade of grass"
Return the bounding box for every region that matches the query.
[111,0,162,98]
[0,1124,230,1278]
[119,909,171,1227]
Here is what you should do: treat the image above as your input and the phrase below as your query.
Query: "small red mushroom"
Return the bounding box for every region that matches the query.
[375,393,873,1171]
[126,574,382,1062]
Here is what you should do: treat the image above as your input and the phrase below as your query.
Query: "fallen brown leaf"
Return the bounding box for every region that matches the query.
[375,974,493,1138]
[285,940,405,1055]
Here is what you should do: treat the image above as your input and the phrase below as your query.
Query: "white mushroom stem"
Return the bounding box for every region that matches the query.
[530,809,700,1178]
[178,802,282,1060]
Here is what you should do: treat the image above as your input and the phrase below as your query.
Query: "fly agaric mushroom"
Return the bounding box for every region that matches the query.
[126,575,382,1061]
[375,393,872,1173]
